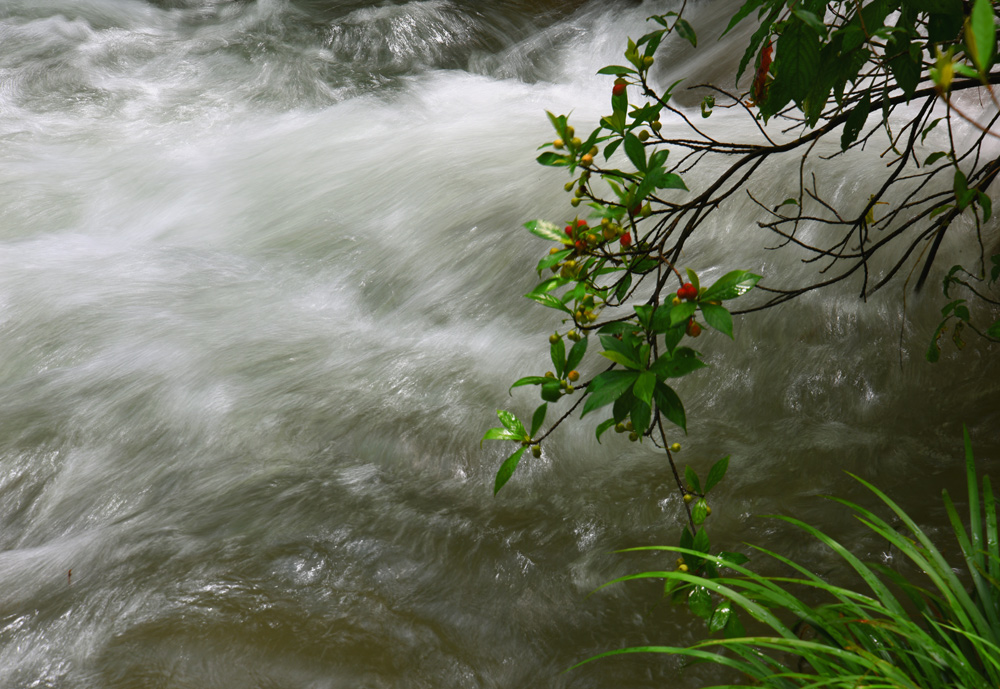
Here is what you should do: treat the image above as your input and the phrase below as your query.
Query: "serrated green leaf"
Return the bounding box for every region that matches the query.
[581,370,639,417]
[792,8,826,35]
[736,5,780,85]
[841,92,870,150]
[723,0,765,37]
[700,303,734,338]
[775,18,820,107]
[494,446,527,495]
[705,455,730,493]
[530,403,547,437]
[702,270,762,301]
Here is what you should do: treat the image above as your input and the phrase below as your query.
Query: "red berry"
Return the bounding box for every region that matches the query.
[565,224,574,237]
[575,239,587,251]
[620,232,632,247]
[681,282,696,300]
[576,219,588,228]
[686,319,701,337]
[612,83,626,97]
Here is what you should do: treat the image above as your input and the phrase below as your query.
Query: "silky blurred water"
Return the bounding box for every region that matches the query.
[0,0,997,687]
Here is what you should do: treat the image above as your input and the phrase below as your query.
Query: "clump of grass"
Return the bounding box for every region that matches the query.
[580,427,999,688]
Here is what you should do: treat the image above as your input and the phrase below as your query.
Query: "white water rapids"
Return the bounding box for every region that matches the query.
[0,1,997,687]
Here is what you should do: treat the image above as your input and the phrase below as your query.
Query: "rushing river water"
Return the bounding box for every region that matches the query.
[0,0,998,687]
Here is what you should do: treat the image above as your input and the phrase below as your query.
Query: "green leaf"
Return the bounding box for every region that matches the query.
[654,382,686,431]
[702,270,762,301]
[494,446,527,495]
[653,170,688,190]
[692,528,709,553]
[597,65,637,76]
[550,336,566,378]
[841,92,870,150]
[724,610,746,638]
[675,18,697,47]
[536,152,569,166]
[624,133,647,172]
[987,318,1000,339]
[924,151,948,166]
[630,399,652,435]
[481,427,519,447]
[775,18,820,107]
[685,269,700,293]
[509,376,550,394]
[525,292,573,314]
[566,337,588,373]
[685,465,702,493]
[709,602,732,634]
[669,301,698,327]
[497,409,527,438]
[723,0,765,37]
[600,350,641,369]
[969,0,996,73]
[650,347,706,379]
[736,5,780,85]
[717,551,750,567]
[633,371,656,406]
[977,190,993,221]
[530,403,547,437]
[792,8,827,35]
[687,585,713,619]
[699,303,734,338]
[704,456,730,493]
[526,219,569,243]
[535,250,572,274]
[541,380,563,402]
[595,418,617,442]
[887,34,921,98]
[692,498,710,525]
[684,465,701,493]
[581,370,640,417]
